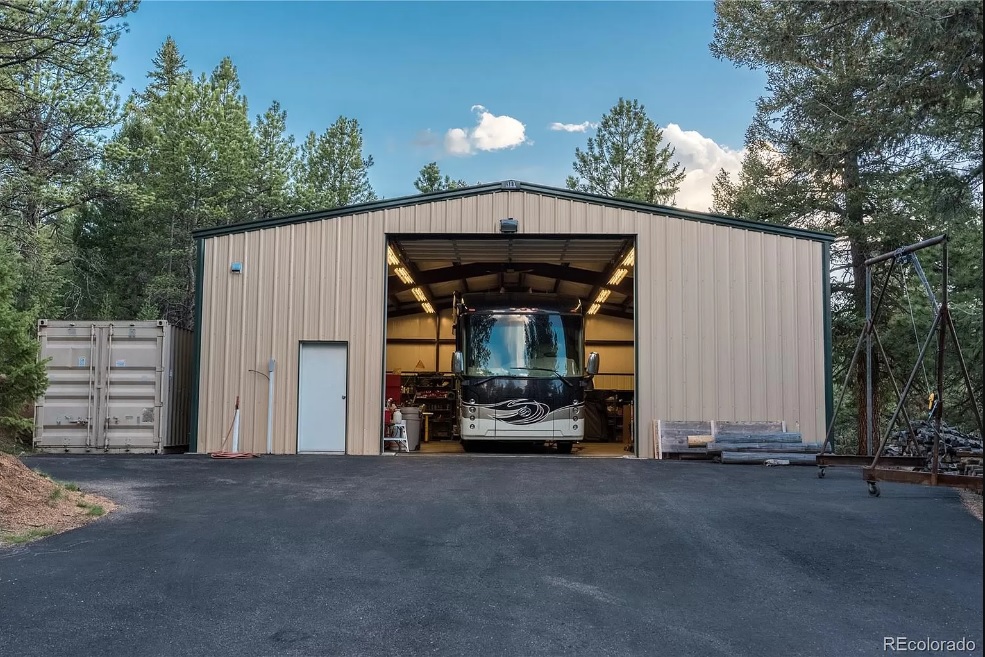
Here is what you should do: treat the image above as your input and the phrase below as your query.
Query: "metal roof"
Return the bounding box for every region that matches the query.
[191,180,837,243]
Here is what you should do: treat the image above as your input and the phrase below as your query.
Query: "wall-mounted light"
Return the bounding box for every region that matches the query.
[231,261,243,273]
[500,217,518,234]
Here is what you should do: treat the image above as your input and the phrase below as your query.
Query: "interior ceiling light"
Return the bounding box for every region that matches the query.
[387,245,400,266]
[587,302,601,315]
[596,288,611,304]
[621,249,635,268]
[421,302,435,314]
[608,268,628,286]
[411,287,427,302]
[394,267,414,284]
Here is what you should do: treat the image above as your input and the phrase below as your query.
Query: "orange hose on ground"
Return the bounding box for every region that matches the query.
[208,397,259,459]
[209,451,258,459]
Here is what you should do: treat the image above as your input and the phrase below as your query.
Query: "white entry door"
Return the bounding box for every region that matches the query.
[297,342,348,453]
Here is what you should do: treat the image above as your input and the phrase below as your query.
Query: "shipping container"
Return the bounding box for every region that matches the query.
[33,320,193,453]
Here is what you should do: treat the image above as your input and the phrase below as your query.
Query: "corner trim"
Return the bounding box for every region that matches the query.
[189,239,205,453]
[822,242,833,432]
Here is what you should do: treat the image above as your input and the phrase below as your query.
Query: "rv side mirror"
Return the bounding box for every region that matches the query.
[586,352,600,376]
[452,351,464,375]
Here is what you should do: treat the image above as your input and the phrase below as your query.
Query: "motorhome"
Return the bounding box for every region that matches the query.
[450,292,599,453]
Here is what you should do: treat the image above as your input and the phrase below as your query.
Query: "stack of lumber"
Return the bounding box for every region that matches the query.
[710,422,819,465]
[655,421,713,459]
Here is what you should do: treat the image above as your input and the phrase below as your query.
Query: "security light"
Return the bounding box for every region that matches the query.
[500,218,518,234]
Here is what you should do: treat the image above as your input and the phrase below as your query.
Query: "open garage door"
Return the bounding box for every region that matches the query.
[383,236,636,457]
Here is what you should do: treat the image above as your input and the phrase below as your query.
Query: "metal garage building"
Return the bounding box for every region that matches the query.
[189,180,834,456]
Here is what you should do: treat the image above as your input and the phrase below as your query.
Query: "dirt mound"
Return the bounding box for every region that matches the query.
[0,453,117,545]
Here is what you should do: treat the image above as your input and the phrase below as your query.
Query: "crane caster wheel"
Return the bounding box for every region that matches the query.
[867,482,880,497]
[817,468,826,479]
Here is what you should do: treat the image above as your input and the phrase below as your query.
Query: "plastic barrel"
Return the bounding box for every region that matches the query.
[400,407,422,451]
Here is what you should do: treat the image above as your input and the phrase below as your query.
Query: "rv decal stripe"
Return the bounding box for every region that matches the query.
[466,400,582,426]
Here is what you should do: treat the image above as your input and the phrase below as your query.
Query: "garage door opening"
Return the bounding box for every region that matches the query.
[383,236,636,457]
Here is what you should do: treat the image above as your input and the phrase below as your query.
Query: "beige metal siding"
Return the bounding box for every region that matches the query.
[35,320,192,453]
[197,190,826,456]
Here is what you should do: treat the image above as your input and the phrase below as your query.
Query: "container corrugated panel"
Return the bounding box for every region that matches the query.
[164,326,194,448]
[34,320,192,453]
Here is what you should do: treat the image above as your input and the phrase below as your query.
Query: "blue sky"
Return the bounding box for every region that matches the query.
[110,1,766,209]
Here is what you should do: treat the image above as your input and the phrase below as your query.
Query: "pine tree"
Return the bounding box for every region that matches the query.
[140,35,190,102]
[294,116,376,210]
[250,101,298,218]
[565,98,685,204]
[414,162,467,193]
[0,241,48,441]
[72,41,260,327]
[711,0,984,446]
[0,0,138,318]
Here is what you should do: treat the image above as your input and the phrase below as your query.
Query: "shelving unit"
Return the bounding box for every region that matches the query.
[399,373,417,406]
[413,372,457,440]
[603,392,634,441]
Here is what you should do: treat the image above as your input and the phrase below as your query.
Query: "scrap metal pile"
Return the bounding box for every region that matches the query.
[886,420,984,476]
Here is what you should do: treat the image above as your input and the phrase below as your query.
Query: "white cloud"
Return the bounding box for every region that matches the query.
[661,123,746,212]
[548,121,598,133]
[444,105,530,156]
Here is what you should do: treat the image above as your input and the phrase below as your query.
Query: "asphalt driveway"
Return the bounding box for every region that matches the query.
[1,455,982,657]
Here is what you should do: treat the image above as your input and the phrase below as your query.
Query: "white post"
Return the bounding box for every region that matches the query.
[232,395,241,453]
[266,358,276,454]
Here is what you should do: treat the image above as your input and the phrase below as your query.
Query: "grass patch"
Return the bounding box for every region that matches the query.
[0,430,33,456]
[76,500,106,517]
[32,468,51,479]
[47,487,64,505]
[1,528,56,545]
[63,483,80,492]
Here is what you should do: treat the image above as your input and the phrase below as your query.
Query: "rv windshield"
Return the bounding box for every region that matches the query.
[464,312,584,377]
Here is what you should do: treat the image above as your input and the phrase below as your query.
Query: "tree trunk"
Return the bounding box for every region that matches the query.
[845,153,881,455]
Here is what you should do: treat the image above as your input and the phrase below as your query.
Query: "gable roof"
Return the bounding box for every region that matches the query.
[191,180,836,243]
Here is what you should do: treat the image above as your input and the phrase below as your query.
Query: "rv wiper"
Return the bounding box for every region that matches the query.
[471,374,511,386]
[508,367,575,387]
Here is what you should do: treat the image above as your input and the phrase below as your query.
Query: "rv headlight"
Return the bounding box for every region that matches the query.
[469,415,475,421]
[469,407,476,414]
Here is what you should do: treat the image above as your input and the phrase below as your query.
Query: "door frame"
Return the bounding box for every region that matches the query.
[295,340,350,454]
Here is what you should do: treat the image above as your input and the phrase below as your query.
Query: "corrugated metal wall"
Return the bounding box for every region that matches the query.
[35,320,192,453]
[196,190,825,456]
